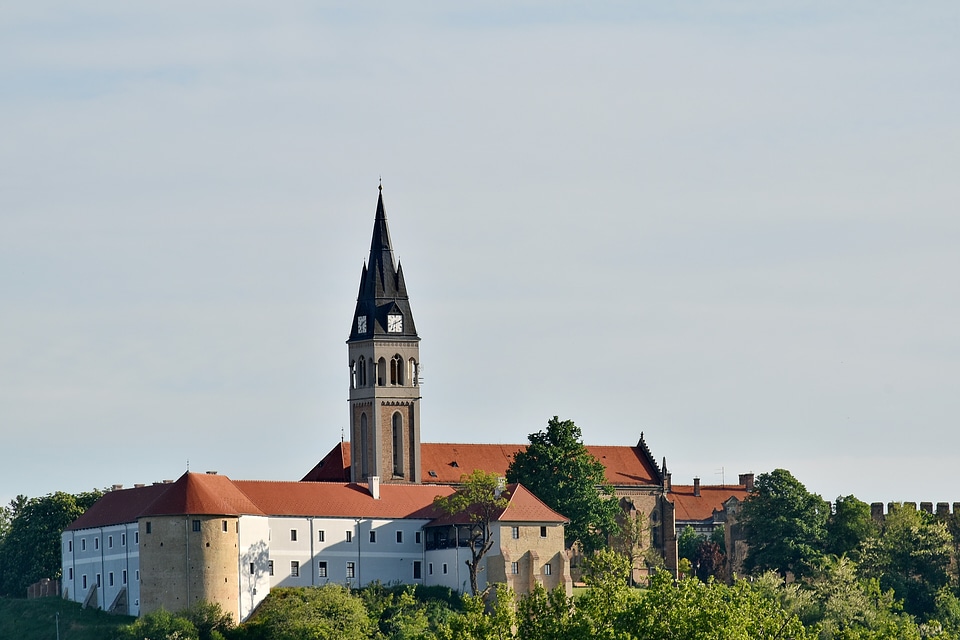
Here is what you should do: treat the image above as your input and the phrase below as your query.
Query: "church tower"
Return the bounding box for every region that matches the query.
[347,186,421,484]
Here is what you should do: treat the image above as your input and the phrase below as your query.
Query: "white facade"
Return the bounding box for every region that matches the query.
[62,522,141,616]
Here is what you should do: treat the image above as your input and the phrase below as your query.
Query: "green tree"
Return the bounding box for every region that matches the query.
[576,548,636,638]
[506,417,620,553]
[179,601,234,640]
[446,584,515,640]
[0,489,103,596]
[677,525,701,564]
[243,585,372,640]
[117,607,199,640]
[516,584,583,640]
[740,469,829,579]
[825,495,877,561]
[611,505,648,586]
[860,504,952,619]
[432,470,510,596]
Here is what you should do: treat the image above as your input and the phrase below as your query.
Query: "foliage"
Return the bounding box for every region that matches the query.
[824,495,877,561]
[179,601,235,640]
[709,524,725,551]
[611,505,648,586]
[116,607,199,640]
[576,548,637,637]
[0,489,103,596]
[360,583,458,639]
[446,584,515,640]
[677,525,700,563]
[859,504,952,620]
[432,469,510,596]
[740,469,830,579]
[242,585,372,640]
[693,540,725,582]
[506,416,620,553]
[516,584,583,640]
[0,596,134,640]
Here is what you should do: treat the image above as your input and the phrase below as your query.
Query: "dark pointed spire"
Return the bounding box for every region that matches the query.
[348,187,418,341]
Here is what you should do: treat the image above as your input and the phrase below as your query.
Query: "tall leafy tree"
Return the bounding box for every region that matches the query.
[506,416,619,552]
[740,469,829,579]
[824,494,877,561]
[432,469,510,596]
[0,489,102,596]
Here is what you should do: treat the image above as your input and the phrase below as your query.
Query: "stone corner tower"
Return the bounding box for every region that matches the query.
[346,186,422,484]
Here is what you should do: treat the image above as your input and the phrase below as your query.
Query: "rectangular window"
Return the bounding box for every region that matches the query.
[318,561,327,578]
[145,522,152,534]
[135,570,140,581]
[222,520,228,532]
[346,531,353,543]
[193,520,201,532]
[442,563,448,575]
[511,526,520,539]
[82,575,87,589]
[135,532,139,545]
[318,530,325,542]
[94,537,99,550]
[290,561,300,577]
[250,563,255,574]
[109,572,114,587]
[544,563,552,575]
[122,570,127,585]
[268,560,274,576]
[81,539,86,551]
[415,531,422,544]
[369,530,377,543]
[429,563,434,575]
[346,562,355,578]
[290,529,298,542]
[413,561,422,580]
[68,540,72,552]
[96,574,101,587]
[511,562,519,575]
[68,568,73,580]
[108,535,113,548]
[540,526,547,538]
[396,530,403,544]
[121,533,126,546]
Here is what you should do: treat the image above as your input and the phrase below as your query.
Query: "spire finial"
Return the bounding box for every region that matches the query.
[378,176,382,192]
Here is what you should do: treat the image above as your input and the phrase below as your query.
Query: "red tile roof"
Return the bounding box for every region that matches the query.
[424,484,568,527]
[66,483,170,531]
[302,441,661,487]
[144,472,266,517]
[669,484,750,523]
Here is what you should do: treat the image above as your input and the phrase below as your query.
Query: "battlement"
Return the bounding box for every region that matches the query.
[870,502,960,520]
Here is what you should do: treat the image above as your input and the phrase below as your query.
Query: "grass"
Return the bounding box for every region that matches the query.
[0,596,133,640]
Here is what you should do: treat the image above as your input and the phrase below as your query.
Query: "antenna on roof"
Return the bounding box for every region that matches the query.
[187,459,190,472]
[715,467,724,486]
[341,426,345,443]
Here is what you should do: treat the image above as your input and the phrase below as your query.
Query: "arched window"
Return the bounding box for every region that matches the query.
[391,355,404,385]
[349,360,357,389]
[392,412,403,476]
[357,356,367,387]
[360,413,368,478]
[409,358,418,386]
[377,357,386,386]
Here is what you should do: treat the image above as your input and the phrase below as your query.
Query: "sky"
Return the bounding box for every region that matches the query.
[2,2,958,510]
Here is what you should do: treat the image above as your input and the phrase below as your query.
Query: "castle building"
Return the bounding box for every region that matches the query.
[61,187,752,620]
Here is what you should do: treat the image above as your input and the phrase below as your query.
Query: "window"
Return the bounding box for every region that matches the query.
[222,520,228,532]
[82,575,87,589]
[135,532,139,545]
[81,539,86,551]
[442,563,448,575]
[392,412,403,475]
[415,531,422,544]
[318,561,327,577]
[290,529,298,542]
[290,561,300,577]
[122,570,127,585]
[413,561,422,580]
[108,535,113,548]
[250,563,255,574]
[360,413,369,477]
[268,561,274,576]
[369,530,377,543]
[193,520,201,532]
[511,526,520,539]
[121,533,126,546]
[429,563,433,575]
[145,522,152,534]
[346,531,353,543]
[94,537,99,550]
[136,570,140,581]
[68,568,73,580]
[346,562,355,578]
[357,356,367,387]
[540,526,548,538]
[109,572,114,587]
[511,562,519,575]
[68,540,72,552]
[544,563,552,575]
[396,531,403,544]
[318,530,325,542]
[391,354,404,385]
[96,574,101,587]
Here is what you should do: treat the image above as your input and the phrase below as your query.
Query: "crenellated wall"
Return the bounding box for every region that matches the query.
[870,501,960,520]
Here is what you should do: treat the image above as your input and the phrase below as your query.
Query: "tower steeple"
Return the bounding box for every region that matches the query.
[346,187,422,484]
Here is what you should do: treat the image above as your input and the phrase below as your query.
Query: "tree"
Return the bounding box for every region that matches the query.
[611,504,648,586]
[740,469,829,579]
[117,607,199,640]
[677,526,700,565]
[506,416,620,552]
[0,489,103,596]
[825,494,877,561]
[243,585,372,640]
[432,469,510,596]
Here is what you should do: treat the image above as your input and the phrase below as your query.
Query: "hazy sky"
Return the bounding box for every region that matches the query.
[2,3,958,510]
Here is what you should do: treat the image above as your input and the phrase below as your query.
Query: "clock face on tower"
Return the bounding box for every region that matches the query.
[387,314,403,333]
[357,315,367,334]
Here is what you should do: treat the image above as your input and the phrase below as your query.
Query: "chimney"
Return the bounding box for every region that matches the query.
[665,472,672,493]
[369,476,380,500]
[693,477,700,497]
[111,484,123,491]
[739,473,755,492]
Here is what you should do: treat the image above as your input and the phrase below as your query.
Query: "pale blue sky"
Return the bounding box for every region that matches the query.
[2,2,958,508]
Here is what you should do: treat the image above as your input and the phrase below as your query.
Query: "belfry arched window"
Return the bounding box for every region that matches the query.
[377,357,386,386]
[349,360,357,389]
[391,355,404,385]
[392,412,403,476]
[409,358,418,386]
[357,356,367,387]
[360,413,369,478]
